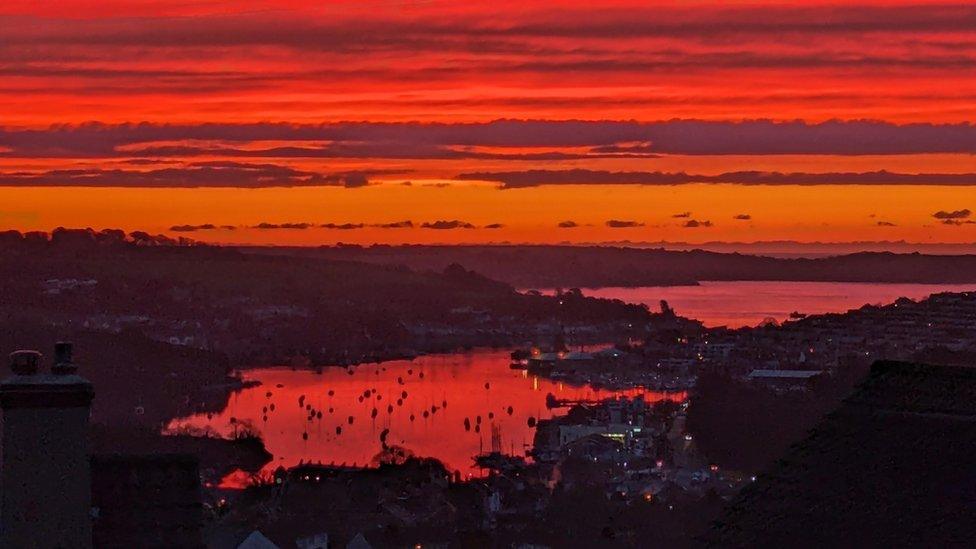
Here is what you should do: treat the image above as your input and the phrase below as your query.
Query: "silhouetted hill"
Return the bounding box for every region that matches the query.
[259,245,976,287]
[0,230,650,367]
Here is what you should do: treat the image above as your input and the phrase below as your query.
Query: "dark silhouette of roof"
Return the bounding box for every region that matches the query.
[706,360,976,548]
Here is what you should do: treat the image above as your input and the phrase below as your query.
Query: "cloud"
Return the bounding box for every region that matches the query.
[172,220,420,231]
[421,220,476,230]
[340,173,371,188]
[876,221,897,226]
[4,4,976,144]
[168,223,230,232]
[672,212,692,218]
[123,142,598,162]
[457,169,976,189]
[557,220,579,228]
[606,220,644,228]
[932,209,972,220]
[483,223,505,229]
[375,220,413,229]
[6,6,976,85]
[11,5,976,52]
[0,162,377,188]
[940,220,976,226]
[932,209,975,225]
[5,120,976,162]
[591,143,657,155]
[320,223,365,230]
[253,222,313,230]
[683,219,714,228]
[733,214,752,220]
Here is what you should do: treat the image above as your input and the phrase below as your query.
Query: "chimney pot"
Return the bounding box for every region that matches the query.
[53,342,76,375]
[9,350,41,376]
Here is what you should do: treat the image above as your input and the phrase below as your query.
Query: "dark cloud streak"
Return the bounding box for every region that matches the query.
[932,209,972,219]
[0,162,376,188]
[459,169,976,188]
[933,209,974,225]
[421,220,476,230]
[605,220,644,228]
[4,120,976,161]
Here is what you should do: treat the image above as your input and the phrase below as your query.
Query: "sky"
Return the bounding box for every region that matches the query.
[1,0,975,247]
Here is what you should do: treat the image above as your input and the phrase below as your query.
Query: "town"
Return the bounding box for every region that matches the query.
[199,290,976,547]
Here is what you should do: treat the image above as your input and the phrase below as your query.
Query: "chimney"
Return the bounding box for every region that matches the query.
[1,343,95,548]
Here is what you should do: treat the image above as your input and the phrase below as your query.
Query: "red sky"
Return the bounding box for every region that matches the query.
[1,0,975,246]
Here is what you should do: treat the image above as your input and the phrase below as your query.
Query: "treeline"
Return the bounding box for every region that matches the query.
[1,227,199,247]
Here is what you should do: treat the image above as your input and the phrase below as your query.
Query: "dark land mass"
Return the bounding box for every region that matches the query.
[6,229,976,547]
[0,229,651,369]
[255,244,976,287]
[0,228,657,504]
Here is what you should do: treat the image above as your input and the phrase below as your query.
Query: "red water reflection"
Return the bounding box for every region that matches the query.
[168,350,684,487]
[577,281,976,328]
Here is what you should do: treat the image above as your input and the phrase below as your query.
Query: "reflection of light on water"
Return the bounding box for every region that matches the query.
[561,281,976,328]
[167,349,685,488]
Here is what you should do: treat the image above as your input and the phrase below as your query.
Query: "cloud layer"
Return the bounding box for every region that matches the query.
[458,169,976,188]
[168,220,503,231]
[606,220,644,228]
[0,162,375,188]
[2,1,976,244]
[4,120,976,161]
[5,2,976,124]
